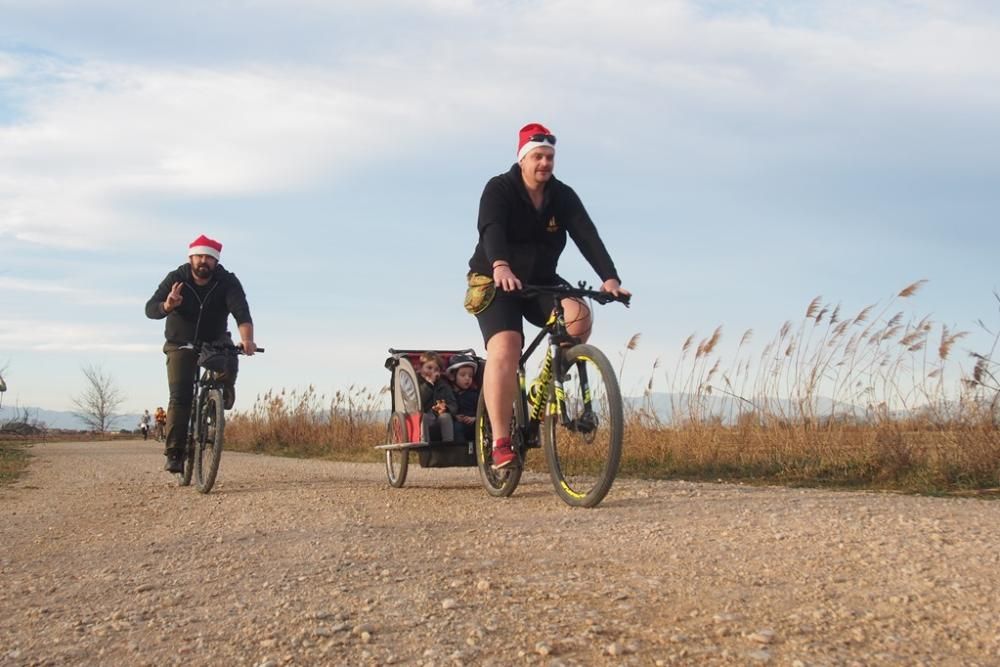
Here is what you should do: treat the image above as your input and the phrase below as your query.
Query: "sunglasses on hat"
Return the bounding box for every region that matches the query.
[527,133,556,146]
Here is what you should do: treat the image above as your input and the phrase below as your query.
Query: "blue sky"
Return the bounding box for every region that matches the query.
[1,0,998,414]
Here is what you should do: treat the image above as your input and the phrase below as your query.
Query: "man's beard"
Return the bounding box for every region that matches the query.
[193,264,215,279]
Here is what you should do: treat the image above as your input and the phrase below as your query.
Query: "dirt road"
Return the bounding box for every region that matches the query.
[2,441,998,666]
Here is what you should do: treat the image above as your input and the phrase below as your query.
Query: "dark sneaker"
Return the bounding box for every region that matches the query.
[223,384,235,410]
[164,453,184,474]
[491,438,516,469]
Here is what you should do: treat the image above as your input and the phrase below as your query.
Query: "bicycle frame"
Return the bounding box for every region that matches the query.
[517,295,596,442]
[475,282,628,505]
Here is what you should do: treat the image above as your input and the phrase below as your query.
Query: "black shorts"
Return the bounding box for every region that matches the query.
[475,277,574,345]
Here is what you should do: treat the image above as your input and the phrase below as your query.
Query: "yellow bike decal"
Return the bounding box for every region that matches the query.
[560,480,585,499]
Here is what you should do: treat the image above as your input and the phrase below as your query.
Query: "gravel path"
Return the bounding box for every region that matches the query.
[2,440,999,666]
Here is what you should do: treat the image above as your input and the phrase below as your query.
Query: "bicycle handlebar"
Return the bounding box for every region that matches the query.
[178,342,265,354]
[520,283,631,307]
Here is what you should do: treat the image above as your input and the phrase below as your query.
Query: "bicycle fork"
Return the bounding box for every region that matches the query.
[187,382,202,458]
[554,347,598,437]
[529,344,598,436]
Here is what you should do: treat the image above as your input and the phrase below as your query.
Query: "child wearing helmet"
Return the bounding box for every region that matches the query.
[447,354,480,442]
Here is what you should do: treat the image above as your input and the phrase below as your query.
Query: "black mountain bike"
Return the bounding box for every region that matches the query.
[175,342,263,493]
[475,283,630,507]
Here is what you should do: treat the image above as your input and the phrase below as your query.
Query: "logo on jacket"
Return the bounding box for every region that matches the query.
[546,217,559,233]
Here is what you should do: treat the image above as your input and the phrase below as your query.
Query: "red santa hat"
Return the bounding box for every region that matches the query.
[188,234,222,260]
[517,122,557,162]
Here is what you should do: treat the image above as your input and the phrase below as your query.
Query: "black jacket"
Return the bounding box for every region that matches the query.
[418,377,458,415]
[454,387,479,418]
[468,164,620,284]
[145,264,252,344]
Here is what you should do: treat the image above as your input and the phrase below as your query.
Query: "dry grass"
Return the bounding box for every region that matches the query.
[621,282,1000,493]
[0,438,32,486]
[225,385,386,461]
[224,283,1000,494]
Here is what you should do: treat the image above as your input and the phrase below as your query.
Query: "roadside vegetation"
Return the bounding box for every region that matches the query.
[0,439,31,486]
[225,281,1000,494]
[0,409,41,486]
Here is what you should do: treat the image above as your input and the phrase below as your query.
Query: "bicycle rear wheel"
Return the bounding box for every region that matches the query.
[194,389,225,494]
[542,344,623,507]
[475,390,523,497]
[384,412,409,488]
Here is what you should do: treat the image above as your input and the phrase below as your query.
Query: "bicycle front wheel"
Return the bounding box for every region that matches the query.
[194,389,225,494]
[542,344,623,508]
[475,390,523,497]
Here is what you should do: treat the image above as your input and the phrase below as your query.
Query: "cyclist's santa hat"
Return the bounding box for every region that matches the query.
[188,234,222,260]
[517,122,556,162]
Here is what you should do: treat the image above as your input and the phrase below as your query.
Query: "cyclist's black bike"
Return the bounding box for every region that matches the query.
[175,342,263,494]
[475,283,630,507]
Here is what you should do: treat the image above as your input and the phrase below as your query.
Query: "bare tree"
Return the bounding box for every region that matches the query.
[72,364,124,433]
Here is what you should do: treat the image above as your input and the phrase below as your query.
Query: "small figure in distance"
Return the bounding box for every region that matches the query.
[154,406,167,442]
[139,409,152,441]
[447,354,480,443]
[417,352,457,442]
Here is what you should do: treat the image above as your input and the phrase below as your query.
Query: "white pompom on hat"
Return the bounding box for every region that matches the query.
[188,234,222,260]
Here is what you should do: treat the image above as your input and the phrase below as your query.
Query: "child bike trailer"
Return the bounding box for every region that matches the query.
[376,348,484,488]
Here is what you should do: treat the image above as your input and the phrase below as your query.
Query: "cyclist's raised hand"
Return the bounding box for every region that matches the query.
[600,278,631,299]
[493,263,522,292]
[164,281,184,312]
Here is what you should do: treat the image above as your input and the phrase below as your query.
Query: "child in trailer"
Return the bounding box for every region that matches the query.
[417,351,457,442]
[447,354,480,443]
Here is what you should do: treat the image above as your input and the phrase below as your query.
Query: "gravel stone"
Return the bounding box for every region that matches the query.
[749,629,777,644]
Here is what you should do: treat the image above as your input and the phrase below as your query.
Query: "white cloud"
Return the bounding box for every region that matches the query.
[0,277,141,305]
[0,53,20,78]
[0,317,157,352]
[0,61,435,247]
[0,0,997,249]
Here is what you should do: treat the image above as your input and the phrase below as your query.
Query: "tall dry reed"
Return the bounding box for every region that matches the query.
[225,384,386,461]
[620,281,1000,492]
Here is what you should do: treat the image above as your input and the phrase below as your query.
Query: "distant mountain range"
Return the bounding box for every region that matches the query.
[0,405,145,431]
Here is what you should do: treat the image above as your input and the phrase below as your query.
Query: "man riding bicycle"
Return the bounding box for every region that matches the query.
[465,123,630,469]
[144,234,257,474]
